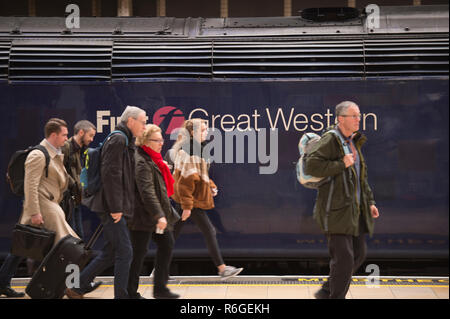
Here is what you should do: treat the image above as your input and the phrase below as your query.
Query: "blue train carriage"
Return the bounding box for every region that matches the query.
[0,5,448,271]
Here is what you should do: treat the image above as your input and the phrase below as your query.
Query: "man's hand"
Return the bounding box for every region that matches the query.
[157,217,168,230]
[343,154,355,168]
[370,205,379,219]
[181,209,191,221]
[31,213,44,226]
[110,212,123,223]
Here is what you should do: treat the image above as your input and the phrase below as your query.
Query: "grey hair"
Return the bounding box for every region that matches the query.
[335,101,358,117]
[120,105,146,124]
[74,120,96,135]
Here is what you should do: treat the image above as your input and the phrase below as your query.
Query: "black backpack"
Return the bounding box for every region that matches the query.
[6,145,50,197]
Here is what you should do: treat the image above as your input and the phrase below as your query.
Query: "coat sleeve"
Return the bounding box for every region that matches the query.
[61,141,76,191]
[23,150,46,219]
[101,135,126,213]
[363,170,376,206]
[177,172,200,211]
[135,158,166,221]
[304,133,346,178]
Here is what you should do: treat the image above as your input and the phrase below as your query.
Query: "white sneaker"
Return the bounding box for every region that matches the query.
[219,266,243,280]
[150,268,175,282]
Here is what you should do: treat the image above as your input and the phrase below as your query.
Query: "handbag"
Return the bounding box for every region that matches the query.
[169,205,181,225]
[11,224,56,261]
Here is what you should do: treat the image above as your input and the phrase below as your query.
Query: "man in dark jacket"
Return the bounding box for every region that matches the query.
[61,120,96,239]
[65,106,146,299]
[305,101,379,299]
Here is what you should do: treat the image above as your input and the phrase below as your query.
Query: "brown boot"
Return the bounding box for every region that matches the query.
[65,288,84,299]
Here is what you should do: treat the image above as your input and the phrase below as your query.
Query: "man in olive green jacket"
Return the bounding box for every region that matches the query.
[305,101,379,299]
[61,120,96,238]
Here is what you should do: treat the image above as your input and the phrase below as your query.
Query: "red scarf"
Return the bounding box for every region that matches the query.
[141,145,174,197]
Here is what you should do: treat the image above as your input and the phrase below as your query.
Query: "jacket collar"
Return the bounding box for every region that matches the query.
[41,139,61,158]
[115,122,135,147]
[326,125,367,148]
[180,137,211,161]
[69,136,81,153]
[137,147,163,176]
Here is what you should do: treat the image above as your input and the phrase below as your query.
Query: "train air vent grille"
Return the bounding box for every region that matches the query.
[212,40,365,77]
[0,41,11,80]
[112,41,213,79]
[9,40,112,81]
[364,37,449,76]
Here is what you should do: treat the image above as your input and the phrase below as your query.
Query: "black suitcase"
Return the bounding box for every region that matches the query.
[25,225,103,299]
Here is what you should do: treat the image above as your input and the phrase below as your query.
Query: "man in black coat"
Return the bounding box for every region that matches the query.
[66,106,146,299]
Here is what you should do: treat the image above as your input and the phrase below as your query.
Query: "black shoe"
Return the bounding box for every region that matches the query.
[84,281,103,294]
[153,289,180,299]
[130,293,146,299]
[314,288,330,299]
[0,286,25,298]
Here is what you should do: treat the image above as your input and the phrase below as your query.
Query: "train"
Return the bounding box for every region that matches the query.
[0,5,448,274]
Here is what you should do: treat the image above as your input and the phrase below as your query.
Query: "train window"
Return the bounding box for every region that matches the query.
[421,0,449,4]
[166,0,220,18]
[356,0,412,9]
[229,0,283,18]
[0,0,28,16]
[35,0,93,17]
[134,0,157,17]
[101,0,118,17]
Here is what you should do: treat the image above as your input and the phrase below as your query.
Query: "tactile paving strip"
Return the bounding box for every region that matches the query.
[11,276,449,288]
[175,278,449,287]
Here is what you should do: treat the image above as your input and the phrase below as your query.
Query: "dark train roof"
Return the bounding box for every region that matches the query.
[0,5,448,81]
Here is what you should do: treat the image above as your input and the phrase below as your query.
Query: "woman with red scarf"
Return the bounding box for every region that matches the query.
[127,124,180,299]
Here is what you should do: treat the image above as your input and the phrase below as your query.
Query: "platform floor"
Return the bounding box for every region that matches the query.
[6,276,449,299]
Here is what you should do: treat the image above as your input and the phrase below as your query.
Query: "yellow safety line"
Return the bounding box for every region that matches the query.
[13,284,446,289]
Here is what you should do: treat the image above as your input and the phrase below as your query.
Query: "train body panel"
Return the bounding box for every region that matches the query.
[0,5,448,261]
[0,77,447,259]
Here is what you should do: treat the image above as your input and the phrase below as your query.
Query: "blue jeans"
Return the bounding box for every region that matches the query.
[76,213,133,299]
[0,253,22,288]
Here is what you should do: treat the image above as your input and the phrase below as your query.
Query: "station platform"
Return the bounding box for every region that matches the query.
[6,275,449,299]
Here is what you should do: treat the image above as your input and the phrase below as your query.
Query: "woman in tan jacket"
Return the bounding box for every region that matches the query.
[169,119,243,280]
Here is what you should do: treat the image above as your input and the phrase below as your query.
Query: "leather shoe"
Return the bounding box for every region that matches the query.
[314,288,330,299]
[0,286,25,298]
[153,289,180,299]
[65,287,84,299]
[130,292,146,299]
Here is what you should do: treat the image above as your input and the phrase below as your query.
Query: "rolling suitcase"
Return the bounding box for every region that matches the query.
[25,224,103,299]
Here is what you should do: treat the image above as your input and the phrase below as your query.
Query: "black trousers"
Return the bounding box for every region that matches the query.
[322,219,368,299]
[128,229,174,296]
[173,205,225,267]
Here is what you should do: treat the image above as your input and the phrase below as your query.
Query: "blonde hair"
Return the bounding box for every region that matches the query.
[172,118,207,152]
[135,124,162,147]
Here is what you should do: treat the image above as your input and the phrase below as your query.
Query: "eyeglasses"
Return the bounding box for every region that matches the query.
[149,139,164,144]
[133,118,146,126]
[340,114,361,119]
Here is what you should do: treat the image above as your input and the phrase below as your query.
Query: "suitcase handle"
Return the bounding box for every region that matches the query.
[85,224,103,250]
